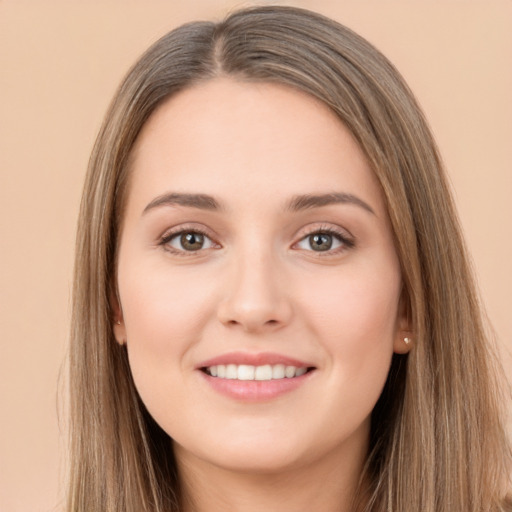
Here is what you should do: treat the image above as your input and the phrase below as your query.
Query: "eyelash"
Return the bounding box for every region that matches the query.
[160,226,216,256]
[159,224,355,257]
[296,225,355,256]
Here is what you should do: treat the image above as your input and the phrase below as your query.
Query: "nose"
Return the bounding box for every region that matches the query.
[216,249,293,334]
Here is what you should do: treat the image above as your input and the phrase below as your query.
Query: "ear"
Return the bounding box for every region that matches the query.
[110,287,127,346]
[393,330,413,354]
[393,291,413,354]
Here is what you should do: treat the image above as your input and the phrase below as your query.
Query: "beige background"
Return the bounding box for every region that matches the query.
[1,2,510,511]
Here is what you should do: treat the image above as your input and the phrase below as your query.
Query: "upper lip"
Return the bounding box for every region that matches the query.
[196,351,315,369]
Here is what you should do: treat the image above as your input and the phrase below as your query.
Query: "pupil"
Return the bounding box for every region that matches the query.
[181,232,204,250]
[310,233,332,251]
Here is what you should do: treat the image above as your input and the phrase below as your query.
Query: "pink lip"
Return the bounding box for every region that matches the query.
[196,351,316,402]
[196,351,313,369]
[199,371,314,402]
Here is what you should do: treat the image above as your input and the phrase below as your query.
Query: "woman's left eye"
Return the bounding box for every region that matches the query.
[161,230,216,253]
[295,230,353,253]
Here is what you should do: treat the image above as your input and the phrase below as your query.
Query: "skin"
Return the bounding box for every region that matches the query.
[114,77,411,512]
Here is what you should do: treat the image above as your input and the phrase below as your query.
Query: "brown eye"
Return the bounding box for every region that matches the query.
[180,232,205,251]
[295,228,353,254]
[308,233,333,252]
[163,230,216,253]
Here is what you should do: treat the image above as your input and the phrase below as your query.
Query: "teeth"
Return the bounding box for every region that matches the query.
[255,365,272,381]
[238,365,255,380]
[272,364,285,379]
[285,365,296,378]
[205,364,310,380]
[226,364,237,379]
[295,367,307,377]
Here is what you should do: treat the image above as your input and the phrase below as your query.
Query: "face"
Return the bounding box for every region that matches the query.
[114,78,410,476]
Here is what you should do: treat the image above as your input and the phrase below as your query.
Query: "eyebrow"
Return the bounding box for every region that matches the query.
[143,193,222,214]
[142,191,375,215]
[285,192,375,215]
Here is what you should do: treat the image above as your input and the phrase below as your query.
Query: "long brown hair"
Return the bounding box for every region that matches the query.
[68,6,511,511]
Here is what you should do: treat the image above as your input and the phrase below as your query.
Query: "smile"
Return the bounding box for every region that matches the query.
[197,353,317,401]
[204,364,309,380]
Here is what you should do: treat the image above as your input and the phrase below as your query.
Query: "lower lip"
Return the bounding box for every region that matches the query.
[198,370,314,402]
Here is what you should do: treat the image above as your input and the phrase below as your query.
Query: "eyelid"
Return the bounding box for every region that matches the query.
[157,222,354,257]
[292,223,355,254]
[159,224,221,256]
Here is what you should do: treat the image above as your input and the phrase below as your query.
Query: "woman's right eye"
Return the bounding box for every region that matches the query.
[161,230,217,254]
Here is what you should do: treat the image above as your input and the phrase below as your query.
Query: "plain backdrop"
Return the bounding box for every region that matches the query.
[1,2,511,511]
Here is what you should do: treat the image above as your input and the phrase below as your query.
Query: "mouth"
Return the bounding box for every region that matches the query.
[197,353,316,401]
[202,364,315,381]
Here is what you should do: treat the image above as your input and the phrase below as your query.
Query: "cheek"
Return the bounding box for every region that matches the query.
[306,267,401,424]
[117,260,217,401]
[120,262,214,349]
[118,261,221,432]
[298,260,401,371]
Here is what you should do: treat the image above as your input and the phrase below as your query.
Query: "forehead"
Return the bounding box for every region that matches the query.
[126,77,384,216]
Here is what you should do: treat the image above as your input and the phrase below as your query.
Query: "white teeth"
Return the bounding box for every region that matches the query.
[205,363,310,380]
[226,364,237,379]
[255,365,272,381]
[285,366,296,378]
[272,364,285,379]
[295,367,307,377]
[238,365,255,380]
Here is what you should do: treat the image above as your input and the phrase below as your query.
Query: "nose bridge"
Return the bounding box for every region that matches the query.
[217,234,292,332]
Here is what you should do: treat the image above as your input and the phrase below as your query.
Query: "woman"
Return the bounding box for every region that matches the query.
[68,5,511,511]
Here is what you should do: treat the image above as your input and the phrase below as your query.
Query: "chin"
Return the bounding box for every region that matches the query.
[172,425,314,473]
[201,447,310,475]
[173,421,352,478]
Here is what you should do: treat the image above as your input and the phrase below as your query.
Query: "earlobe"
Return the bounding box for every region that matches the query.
[113,318,127,346]
[393,333,413,354]
[394,290,412,354]
[110,286,127,345]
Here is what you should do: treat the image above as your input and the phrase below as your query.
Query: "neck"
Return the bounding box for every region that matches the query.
[175,434,368,512]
